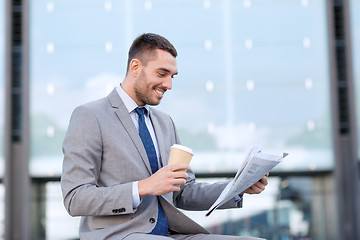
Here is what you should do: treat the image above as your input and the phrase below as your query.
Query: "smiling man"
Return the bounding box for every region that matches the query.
[61,33,268,240]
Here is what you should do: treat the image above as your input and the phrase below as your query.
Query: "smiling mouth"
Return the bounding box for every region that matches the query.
[155,89,165,97]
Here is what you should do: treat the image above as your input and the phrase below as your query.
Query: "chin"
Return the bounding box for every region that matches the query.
[148,102,161,106]
[147,99,162,106]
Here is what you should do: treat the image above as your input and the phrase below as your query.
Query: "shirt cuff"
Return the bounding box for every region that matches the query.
[234,193,244,203]
[132,181,141,208]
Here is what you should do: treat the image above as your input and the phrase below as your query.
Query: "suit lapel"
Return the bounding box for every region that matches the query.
[108,89,152,174]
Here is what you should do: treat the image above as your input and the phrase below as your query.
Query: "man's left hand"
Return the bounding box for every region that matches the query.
[241,173,269,195]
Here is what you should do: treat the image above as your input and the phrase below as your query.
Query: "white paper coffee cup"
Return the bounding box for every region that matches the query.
[168,144,193,167]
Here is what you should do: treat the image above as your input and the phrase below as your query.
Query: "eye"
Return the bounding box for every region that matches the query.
[157,72,166,78]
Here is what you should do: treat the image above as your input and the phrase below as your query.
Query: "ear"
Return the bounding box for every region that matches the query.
[129,58,142,77]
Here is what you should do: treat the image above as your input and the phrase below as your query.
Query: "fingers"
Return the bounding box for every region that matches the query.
[172,170,189,180]
[259,175,268,185]
[161,164,189,179]
[243,173,269,195]
[138,164,190,197]
[253,181,266,192]
[167,163,190,172]
[245,184,264,195]
[172,177,187,186]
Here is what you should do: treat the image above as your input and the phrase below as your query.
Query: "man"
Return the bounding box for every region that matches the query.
[61,33,268,240]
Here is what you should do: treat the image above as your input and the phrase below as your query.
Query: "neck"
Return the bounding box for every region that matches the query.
[120,78,144,107]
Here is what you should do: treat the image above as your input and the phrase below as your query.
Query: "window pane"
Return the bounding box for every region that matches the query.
[29,1,335,239]
[30,0,127,176]
[135,0,333,173]
[46,182,80,239]
[30,0,333,176]
[350,0,360,159]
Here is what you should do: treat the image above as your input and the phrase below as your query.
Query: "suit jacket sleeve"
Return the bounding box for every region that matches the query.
[168,118,242,211]
[173,172,242,211]
[61,105,134,217]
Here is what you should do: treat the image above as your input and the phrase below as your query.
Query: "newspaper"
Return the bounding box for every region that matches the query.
[206,145,288,216]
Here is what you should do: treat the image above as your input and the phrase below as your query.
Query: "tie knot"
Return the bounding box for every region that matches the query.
[135,107,146,118]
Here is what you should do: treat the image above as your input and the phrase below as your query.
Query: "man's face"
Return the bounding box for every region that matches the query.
[133,49,178,106]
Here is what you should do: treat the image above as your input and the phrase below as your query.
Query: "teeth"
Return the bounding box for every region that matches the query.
[156,89,164,96]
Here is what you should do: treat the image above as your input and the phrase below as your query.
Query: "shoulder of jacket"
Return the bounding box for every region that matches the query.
[149,107,171,119]
[75,97,109,111]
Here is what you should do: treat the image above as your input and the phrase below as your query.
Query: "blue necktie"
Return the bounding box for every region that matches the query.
[135,107,168,236]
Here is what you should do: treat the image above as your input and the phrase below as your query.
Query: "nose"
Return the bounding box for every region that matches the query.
[162,77,172,90]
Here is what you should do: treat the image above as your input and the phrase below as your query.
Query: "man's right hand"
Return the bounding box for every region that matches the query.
[138,164,190,197]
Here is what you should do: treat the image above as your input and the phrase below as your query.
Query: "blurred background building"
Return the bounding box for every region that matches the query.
[1,0,360,239]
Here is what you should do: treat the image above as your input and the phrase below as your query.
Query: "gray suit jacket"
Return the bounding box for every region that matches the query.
[61,89,242,240]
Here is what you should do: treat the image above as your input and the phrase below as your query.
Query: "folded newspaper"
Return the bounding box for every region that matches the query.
[206,145,288,216]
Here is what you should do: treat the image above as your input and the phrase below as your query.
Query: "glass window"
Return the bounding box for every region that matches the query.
[29,1,334,239]
[30,0,128,176]
[46,182,80,239]
[30,0,332,177]
[350,0,360,159]
[135,0,332,173]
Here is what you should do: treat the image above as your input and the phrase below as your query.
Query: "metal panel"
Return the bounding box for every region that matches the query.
[327,0,360,239]
[4,0,30,239]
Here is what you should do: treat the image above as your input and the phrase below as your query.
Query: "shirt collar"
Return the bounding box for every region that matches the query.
[116,84,150,116]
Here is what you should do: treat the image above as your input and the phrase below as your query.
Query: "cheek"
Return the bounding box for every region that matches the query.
[141,70,156,87]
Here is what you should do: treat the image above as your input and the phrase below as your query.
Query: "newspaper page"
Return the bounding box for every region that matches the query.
[206,145,288,216]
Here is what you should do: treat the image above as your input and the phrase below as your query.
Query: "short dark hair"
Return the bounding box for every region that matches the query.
[126,33,177,73]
